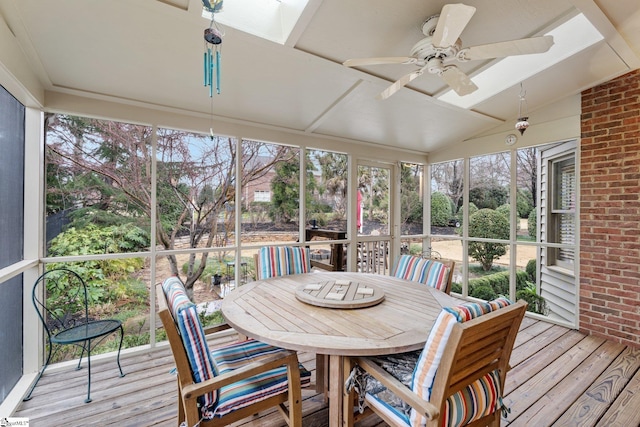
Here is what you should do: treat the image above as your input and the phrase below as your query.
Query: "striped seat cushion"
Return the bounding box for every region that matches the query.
[162,277,218,410]
[257,246,311,279]
[392,255,450,291]
[362,298,514,427]
[204,339,312,418]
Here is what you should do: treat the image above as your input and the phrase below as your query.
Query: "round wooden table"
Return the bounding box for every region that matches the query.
[221,272,459,427]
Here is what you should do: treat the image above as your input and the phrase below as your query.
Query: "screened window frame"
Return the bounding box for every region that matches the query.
[548,154,576,270]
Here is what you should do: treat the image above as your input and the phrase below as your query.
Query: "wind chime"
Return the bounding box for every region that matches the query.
[202,0,224,139]
[203,0,223,97]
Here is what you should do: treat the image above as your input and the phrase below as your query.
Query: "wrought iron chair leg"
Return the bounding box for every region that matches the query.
[76,341,87,370]
[85,339,92,403]
[116,325,125,377]
[23,341,55,401]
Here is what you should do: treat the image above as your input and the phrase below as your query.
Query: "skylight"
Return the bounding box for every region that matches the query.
[437,13,605,109]
[203,0,310,45]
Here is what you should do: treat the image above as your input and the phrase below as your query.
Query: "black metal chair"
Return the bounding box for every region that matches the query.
[23,268,125,403]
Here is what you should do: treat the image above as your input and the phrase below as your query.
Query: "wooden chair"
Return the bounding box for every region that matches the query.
[391,254,456,294]
[344,298,527,427]
[157,277,310,426]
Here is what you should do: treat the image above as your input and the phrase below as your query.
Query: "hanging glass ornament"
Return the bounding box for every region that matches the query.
[515,82,529,135]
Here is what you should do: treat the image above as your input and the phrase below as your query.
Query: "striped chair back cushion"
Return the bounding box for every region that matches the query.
[257,246,311,279]
[409,297,513,427]
[392,255,450,291]
[162,277,217,410]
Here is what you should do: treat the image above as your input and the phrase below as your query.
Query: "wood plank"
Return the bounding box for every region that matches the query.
[509,324,572,367]
[505,329,585,393]
[11,316,639,427]
[503,334,605,423]
[554,346,640,426]
[595,348,640,427]
[508,339,625,426]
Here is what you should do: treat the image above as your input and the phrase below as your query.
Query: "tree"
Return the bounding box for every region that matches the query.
[468,208,509,271]
[400,163,423,233]
[269,149,319,224]
[358,165,389,225]
[431,160,464,212]
[517,147,538,208]
[313,151,348,220]
[46,115,293,299]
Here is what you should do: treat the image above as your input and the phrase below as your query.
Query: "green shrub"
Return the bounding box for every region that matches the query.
[468,270,530,299]
[496,204,521,231]
[468,209,509,271]
[431,192,452,227]
[526,259,536,281]
[516,283,548,315]
[516,189,533,218]
[451,282,462,294]
[471,284,497,301]
[469,185,508,210]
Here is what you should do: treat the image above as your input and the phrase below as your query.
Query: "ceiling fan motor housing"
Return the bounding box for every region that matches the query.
[410,37,461,68]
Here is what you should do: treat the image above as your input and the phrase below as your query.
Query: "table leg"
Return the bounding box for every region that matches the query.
[316,354,328,402]
[328,354,344,427]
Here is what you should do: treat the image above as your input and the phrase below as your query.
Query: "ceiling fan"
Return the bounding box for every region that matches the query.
[343,3,554,100]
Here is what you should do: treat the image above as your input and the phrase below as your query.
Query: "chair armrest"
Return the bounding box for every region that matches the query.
[182,349,299,400]
[203,322,232,335]
[354,356,440,421]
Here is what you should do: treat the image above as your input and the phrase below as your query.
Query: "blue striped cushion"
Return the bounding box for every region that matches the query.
[257,246,310,279]
[162,277,217,410]
[204,339,311,418]
[392,255,450,291]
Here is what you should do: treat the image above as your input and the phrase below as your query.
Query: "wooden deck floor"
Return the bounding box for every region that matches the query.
[13,317,640,427]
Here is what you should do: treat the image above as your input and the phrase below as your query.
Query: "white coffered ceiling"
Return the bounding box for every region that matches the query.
[0,0,638,152]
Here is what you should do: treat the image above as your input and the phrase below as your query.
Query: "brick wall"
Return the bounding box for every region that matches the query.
[580,69,640,348]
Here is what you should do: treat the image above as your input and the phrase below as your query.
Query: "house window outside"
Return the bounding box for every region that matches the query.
[549,156,576,269]
[254,190,270,202]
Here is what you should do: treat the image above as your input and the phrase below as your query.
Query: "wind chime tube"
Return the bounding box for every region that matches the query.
[209,49,214,97]
[203,51,207,86]
[215,50,221,94]
[208,48,214,87]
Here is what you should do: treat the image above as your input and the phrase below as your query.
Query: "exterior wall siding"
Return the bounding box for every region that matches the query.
[580,69,640,348]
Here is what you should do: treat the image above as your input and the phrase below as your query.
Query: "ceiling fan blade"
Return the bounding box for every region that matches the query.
[440,66,478,96]
[377,69,423,100]
[343,57,416,67]
[461,35,554,60]
[432,3,476,48]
